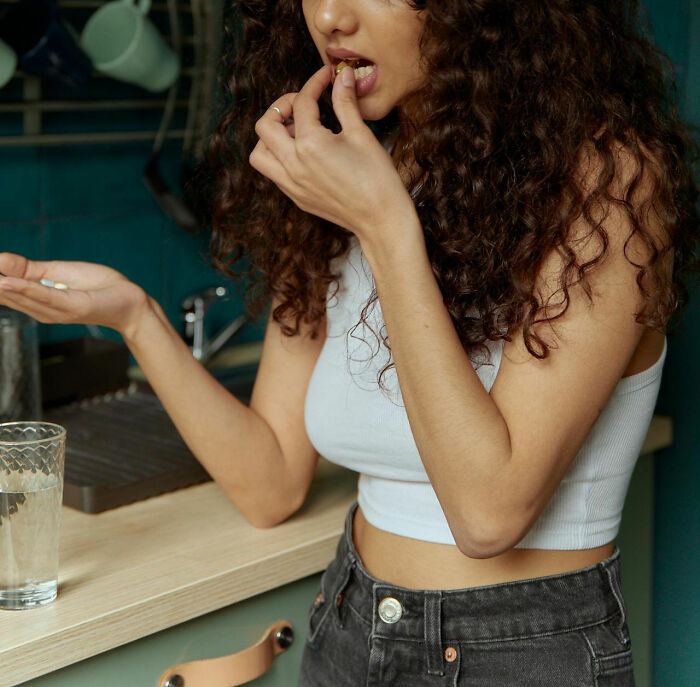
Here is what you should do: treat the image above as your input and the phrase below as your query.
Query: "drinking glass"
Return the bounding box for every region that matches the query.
[0,422,66,610]
[0,307,42,423]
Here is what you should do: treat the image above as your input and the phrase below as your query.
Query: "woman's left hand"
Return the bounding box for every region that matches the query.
[249,65,416,244]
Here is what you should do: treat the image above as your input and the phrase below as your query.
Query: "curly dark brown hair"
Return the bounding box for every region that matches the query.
[196,0,700,389]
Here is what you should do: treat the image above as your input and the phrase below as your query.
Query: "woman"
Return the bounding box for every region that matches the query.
[0,0,698,684]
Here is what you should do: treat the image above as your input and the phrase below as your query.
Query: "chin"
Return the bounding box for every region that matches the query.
[357,98,397,122]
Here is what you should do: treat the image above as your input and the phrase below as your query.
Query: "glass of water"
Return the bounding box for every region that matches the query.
[0,422,66,610]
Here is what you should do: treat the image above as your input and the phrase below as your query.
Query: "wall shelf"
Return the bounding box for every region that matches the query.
[0,0,222,151]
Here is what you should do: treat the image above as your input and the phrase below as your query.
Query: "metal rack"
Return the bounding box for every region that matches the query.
[0,0,223,151]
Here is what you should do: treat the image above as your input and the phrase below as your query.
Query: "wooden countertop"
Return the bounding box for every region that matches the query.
[0,458,358,686]
[0,416,672,686]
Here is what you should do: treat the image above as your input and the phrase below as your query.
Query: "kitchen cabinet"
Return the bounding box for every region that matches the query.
[16,572,324,687]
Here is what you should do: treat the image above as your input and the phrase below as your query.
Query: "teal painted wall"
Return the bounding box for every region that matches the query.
[642,1,700,685]
[0,139,263,347]
[0,9,263,349]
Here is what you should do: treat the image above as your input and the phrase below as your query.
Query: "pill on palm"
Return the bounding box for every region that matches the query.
[40,279,69,290]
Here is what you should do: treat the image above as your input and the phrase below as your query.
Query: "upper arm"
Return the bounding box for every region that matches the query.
[488,140,671,548]
[248,291,326,513]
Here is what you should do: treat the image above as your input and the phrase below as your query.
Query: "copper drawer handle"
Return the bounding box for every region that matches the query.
[157,620,294,687]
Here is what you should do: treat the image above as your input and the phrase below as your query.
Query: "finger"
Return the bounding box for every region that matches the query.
[292,65,332,139]
[265,91,297,123]
[0,253,42,281]
[249,140,303,196]
[0,291,75,325]
[255,93,298,167]
[0,253,79,286]
[0,277,79,314]
[332,66,365,134]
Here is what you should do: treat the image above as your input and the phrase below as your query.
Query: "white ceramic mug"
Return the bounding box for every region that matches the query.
[0,38,17,90]
[79,0,179,92]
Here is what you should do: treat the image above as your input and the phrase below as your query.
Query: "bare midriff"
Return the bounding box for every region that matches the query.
[351,505,615,590]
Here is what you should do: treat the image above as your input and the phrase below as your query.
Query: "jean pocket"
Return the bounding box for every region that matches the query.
[306,586,333,648]
[580,617,635,685]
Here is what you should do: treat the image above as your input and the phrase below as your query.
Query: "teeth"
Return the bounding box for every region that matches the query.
[334,59,377,78]
[354,64,376,79]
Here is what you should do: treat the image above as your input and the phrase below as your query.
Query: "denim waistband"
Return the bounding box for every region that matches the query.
[321,501,627,645]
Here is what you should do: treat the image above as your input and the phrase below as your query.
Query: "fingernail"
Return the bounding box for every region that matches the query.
[341,66,355,87]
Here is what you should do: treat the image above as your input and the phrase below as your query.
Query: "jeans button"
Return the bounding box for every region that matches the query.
[378,597,403,623]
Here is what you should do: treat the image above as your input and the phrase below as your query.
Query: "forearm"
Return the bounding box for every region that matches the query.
[121,296,295,527]
[360,216,514,553]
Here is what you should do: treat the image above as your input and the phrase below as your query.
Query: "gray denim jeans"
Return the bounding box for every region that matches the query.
[298,501,634,686]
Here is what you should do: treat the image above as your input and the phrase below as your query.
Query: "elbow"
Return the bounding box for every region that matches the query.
[247,512,285,530]
[244,504,296,530]
[241,490,306,530]
[455,533,509,560]
[250,518,283,530]
[454,514,525,559]
[245,508,294,530]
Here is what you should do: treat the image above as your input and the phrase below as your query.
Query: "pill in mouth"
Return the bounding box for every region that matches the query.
[335,58,361,75]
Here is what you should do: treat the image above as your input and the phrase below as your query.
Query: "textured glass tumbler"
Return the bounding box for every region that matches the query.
[0,307,42,423]
[0,422,66,610]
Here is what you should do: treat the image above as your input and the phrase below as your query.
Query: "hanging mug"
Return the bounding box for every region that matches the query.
[0,0,92,90]
[0,38,17,90]
[80,0,180,93]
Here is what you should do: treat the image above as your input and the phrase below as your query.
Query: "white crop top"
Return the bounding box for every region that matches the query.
[304,234,668,549]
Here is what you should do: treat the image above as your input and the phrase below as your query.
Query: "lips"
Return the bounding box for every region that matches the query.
[325,47,375,78]
[326,47,374,62]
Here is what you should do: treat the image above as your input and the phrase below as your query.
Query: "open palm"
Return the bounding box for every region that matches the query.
[0,252,148,337]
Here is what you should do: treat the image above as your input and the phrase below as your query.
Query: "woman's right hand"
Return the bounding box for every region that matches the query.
[0,252,150,340]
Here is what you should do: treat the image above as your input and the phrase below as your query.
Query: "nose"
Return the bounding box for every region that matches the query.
[312,0,358,36]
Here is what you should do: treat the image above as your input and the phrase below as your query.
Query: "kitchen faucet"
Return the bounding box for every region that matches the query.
[181,286,248,366]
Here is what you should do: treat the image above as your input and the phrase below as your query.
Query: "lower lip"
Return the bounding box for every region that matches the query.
[331,63,379,96]
[354,65,378,97]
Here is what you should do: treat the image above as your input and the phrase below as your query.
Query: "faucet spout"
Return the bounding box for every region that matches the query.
[181,287,248,365]
[202,314,248,366]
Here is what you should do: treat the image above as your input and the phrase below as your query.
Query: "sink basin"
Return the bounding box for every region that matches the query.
[50,344,262,514]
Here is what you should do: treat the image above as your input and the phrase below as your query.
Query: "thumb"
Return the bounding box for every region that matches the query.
[332,66,364,132]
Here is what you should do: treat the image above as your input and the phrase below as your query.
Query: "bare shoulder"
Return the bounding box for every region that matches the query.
[516,130,673,352]
[572,129,672,267]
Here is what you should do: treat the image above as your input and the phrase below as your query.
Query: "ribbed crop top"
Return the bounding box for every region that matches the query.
[304,234,668,549]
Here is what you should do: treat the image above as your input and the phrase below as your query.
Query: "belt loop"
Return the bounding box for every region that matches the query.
[424,590,444,676]
[332,554,356,630]
[602,561,629,645]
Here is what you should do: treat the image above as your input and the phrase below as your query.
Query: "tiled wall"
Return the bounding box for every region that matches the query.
[0,139,264,347]
[0,2,262,349]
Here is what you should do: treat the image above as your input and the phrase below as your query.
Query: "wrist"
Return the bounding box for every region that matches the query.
[359,206,425,270]
[120,289,159,347]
